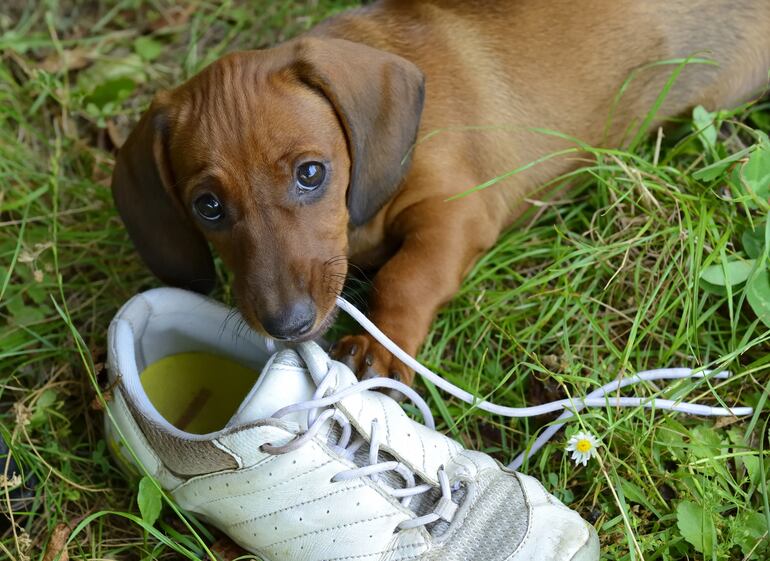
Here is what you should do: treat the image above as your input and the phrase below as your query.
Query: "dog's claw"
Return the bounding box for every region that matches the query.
[339,355,357,372]
[331,334,414,388]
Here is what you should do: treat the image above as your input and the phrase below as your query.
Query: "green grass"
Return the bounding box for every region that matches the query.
[1,1,769,560]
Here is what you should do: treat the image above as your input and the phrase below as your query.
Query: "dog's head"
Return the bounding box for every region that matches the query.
[112,38,424,340]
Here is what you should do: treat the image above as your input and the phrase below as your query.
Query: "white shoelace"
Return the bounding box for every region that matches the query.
[261,358,457,529]
[334,296,754,469]
[258,297,753,528]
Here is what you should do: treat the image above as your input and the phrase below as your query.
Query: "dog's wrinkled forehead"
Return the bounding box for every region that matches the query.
[163,50,345,188]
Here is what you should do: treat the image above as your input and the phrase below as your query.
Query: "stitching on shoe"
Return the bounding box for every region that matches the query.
[196,459,335,506]
[112,390,164,475]
[379,396,392,444]
[388,529,432,560]
[212,439,242,469]
[174,454,278,505]
[342,387,454,486]
[395,542,435,561]
[230,483,368,527]
[444,434,457,465]
[457,450,481,476]
[321,541,427,561]
[263,512,400,548]
[323,417,335,441]
[134,294,152,369]
[356,398,365,429]
[417,424,427,474]
[175,439,281,487]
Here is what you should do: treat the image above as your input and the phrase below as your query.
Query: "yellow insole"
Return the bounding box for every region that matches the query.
[140,352,261,434]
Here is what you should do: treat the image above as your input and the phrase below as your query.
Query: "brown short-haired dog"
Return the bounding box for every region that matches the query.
[112,0,770,384]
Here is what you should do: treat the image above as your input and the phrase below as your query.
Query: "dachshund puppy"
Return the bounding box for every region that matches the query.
[112,0,770,384]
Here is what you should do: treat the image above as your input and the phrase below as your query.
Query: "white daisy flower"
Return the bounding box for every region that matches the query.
[565,431,600,466]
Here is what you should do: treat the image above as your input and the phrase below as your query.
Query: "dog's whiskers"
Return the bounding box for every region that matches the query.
[220,307,243,341]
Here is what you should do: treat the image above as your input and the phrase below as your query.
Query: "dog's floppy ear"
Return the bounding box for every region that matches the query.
[292,38,425,226]
[111,95,216,293]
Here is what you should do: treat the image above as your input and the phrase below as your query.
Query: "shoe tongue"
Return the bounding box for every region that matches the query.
[226,349,317,428]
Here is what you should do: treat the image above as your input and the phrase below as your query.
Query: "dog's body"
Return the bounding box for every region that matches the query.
[113,0,770,383]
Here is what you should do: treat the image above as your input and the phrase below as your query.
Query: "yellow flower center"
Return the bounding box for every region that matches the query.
[576,439,593,453]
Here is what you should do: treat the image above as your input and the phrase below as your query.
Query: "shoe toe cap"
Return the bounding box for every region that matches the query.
[511,473,600,561]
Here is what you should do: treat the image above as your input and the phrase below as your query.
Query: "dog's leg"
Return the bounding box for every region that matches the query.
[333,196,500,384]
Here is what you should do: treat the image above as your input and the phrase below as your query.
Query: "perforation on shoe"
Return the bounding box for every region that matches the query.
[260,357,463,530]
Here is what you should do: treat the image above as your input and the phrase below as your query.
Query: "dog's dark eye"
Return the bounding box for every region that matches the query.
[193,193,224,221]
[296,162,326,191]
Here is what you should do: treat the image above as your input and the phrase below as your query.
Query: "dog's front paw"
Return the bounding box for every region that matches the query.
[330,334,414,386]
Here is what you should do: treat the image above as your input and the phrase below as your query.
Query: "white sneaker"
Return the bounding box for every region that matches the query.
[105,288,600,561]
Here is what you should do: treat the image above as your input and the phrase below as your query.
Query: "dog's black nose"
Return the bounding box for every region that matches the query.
[261,299,316,340]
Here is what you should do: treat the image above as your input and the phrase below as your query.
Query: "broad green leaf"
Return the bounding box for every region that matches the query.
[6,295,47,325]
[732,511,769,558]
[688,426,725,459]
[694,160,733,182]
[137,476,163,527]
[743,225,765,259]
[620,478,660,517]
[693,149,750,181]
[741,453,761,487]
[752,111,770,133]
[76,54,146,100]
[727,429,761,486]
[36,388,57,408]
[765,211,770,249]
[84,77,136,109]
[27,284,48,305]
[757,129,770,148]
[676,500,714,555]
[692,106,717,150]
[698,279,729,296]
[746,270,770,328]
[134,36,163,62]
[31,388,58,426]
[0,31,50,54]
[688,427,732,484]
[547,472,559,488]
[743,145,770,199]
[699,259,755,287]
